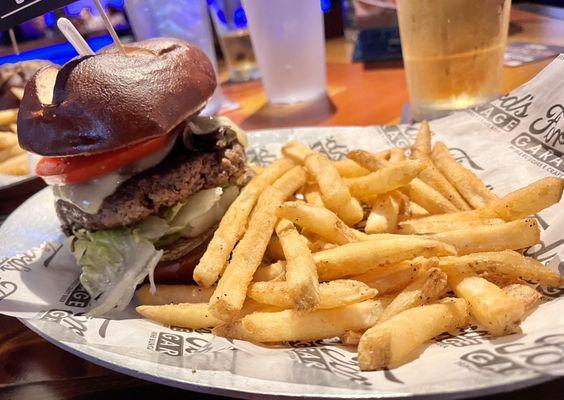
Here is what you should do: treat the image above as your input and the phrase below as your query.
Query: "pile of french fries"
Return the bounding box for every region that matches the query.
[136,121,564,371]
[0,107,29,176]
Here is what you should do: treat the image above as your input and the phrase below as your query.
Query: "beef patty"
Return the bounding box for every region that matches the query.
[56,133,247,234]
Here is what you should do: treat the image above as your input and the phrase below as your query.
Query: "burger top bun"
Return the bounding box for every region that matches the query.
[17,38,216,157]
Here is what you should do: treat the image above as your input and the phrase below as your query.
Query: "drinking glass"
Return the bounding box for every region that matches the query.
[241,0,327,104]
[396,0,512,120]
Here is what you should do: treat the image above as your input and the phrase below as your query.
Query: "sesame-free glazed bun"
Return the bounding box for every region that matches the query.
[17,38,216,157]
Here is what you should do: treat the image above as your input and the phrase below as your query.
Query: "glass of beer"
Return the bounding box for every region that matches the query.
[396,0,512,120]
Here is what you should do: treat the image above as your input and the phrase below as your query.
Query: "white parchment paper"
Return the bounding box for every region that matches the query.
[1,56,564,399]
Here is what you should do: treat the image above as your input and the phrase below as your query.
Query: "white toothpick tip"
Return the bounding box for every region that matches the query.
[57,18,95,57]
[93,0,126,55]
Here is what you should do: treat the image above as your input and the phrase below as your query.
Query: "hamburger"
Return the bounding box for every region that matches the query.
[17,38,249,315]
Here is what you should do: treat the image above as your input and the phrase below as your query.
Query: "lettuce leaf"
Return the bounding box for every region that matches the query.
[71,186,239,316]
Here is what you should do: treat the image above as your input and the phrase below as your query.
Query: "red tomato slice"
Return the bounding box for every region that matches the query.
[36,133,174,185]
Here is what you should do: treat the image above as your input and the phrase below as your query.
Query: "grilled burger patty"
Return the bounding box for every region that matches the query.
[56,130,247,234]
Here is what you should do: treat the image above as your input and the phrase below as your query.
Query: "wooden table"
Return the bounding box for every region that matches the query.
[1,4,563,399]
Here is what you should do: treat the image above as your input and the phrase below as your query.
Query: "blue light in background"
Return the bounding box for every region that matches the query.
[44,11,57,28]
[321,0,332,13]
[65,0,124,16]
[233,7,247,28]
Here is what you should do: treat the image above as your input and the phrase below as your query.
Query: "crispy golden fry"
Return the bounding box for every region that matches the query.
[418,165,472,211]
[347,149,389,171]
[0,108,18,126]
[193,158,295,288]
[438,250,561,287]
[0,144,25,163]
[346,160,427,200]
[398,218,505,234]
[9,124,17,134]
[248,280,377,309]
[303,183,325,207]
[275,219,320,310]
[272,166,307,197]
[10,87,24,101]
[442,264,525,336]
[215,300,384,342]
[358,298,469,370]
[277,201,359,245]
[305,152,363,225]
[265,236,286,261]
[503,284,542,312]
[487,177,563,221]
[479,271,527,287]
[351,258,437,294]
[378,267,448,322]
[365,194,400,234]
[428,218,540,255]
[391,190,412,222]
[407,178,459,214]
[389,147,406,162]
[431,142,498,208]
[0,153,28,175]
[136,284,214,305]
[314,237,456,281]
[137,303,223,329]
[0,132,18,149]
[410,121,431,160]
[209,187,288,321]
[333,159,371,178]
[340,330,363,346]
[282,140,315,163]
[409,201,430,218]
[253,261,286,282]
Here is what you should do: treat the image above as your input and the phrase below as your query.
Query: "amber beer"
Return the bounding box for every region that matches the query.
[397,0,511,120]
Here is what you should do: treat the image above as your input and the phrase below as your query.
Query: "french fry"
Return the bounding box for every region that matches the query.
[389,147,406,162]
[303,183,325,207]
[0,144,25,163]
[347,149,389,171]
[265,236,286,261]
[406,178,459,214]
[410,121,431,160]
[272,166,307,197]
[305,152,363,225]
[10,87,24,101]
[409,201,430,218]
[209,186,290,321]
[0,132,18,149]
[503,284,542,312]
[398,218,505,234]
[365,194,400,234]
[275,218,320,310]
[0,108,18,126]
[215,300,384,342]
[136,284,214,305]
[248,280,377,309]
[0,152,29,175]
[431,141,498,208]
[333,159,371,178]
[282,140,315,163]
[438,250,561,287]
[193,158,295,288]
[137,303,223,329]
[341,330,363,346]
[358,298,469,370]
[253,261,286,282]
[378,267,448,322]
[9,124,17,134]
[441,263,525,336]
[346,160,427,200]
[427,218,540,255]
[314,237,456,281]
[277,201,359,245]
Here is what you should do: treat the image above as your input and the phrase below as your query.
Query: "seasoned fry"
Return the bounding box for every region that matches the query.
[193,158,295,288]
[137,302,223,329]
[340,330,363,346]
[303,183,325,207]
[272,166,307,197]
[427,218,540,255]
[441,263,525,336]
[358,298,469,370]
[407,178,459,214]
[378,267,448,322]
[248,280,377,309]
[265,236,286,261]
[305,152,363,225]
[282,140,315,163]
[389,147,406,162]
[418,165,472,211]
[136,284,214,305]
[365,194,400,234]
[9,124,17,134]
[346,160,427,200]
[253,261,286,282]
[398,218,505,234]
[431,141,498,208]
[277,201,359,245]
[0,132,18,149]
[409,201,430,218]
[0,153,29,175]
[410,121,431,160]
[215,300,384,342]
[275,218,320,310]
[438,250,561,287]
[0,108,18,126]
[347,149,389,171]
[209,186,288,321]
[314,236,456,281]
[503,284,542,312]
[333,159,371,178]
[0,144,25,163]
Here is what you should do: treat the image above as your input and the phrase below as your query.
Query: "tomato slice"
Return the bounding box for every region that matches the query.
[36,133,175,185]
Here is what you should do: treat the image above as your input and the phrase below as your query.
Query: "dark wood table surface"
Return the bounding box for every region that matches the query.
[1,3,564,399]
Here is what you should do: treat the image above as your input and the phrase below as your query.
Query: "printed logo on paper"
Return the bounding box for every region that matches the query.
[0,242,62,272]
[147,331,211,356]
[59,279,91,308]
[310,137,349,160]
[472,94,533,132]
[435,326,491,347]
[379,125,418,149]
[0,278,17,301]
[38,309,90,337]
